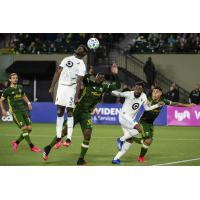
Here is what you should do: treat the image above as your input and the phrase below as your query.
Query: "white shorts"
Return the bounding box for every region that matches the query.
[119,113,138,137]
[55,84,76,108]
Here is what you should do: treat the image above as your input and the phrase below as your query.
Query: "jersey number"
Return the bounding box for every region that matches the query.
[132,103,139,110]
[66,61,73,68]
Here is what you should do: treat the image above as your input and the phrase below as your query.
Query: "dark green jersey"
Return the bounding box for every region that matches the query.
[140,96,171,124]
[75,74,120,113]
[2,85,26,113]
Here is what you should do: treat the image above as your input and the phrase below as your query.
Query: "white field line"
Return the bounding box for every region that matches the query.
[153,157,200,166]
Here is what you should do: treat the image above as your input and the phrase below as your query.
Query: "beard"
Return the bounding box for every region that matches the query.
[134,93,141,98]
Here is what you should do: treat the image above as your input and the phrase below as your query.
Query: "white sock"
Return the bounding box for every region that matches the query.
[114,142,132,160]
[56,116,64,138]
[66,117,74,140]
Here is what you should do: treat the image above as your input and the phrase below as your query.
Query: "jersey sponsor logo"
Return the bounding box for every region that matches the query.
[132,103,139,110]
[66,61,73,68]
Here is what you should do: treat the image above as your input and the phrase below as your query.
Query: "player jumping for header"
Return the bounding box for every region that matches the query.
[49,45,88,149]
[43,64,120,165]
[111,82,164,164]
[0,73,41,152]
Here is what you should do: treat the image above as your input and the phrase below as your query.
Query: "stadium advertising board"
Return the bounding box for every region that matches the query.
[167,106,200,126]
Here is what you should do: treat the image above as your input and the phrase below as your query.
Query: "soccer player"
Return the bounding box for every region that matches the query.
[111,83,164,164]
[49,45,88,149]
[43,64,121,165]
[112,86,195,164]
[0,73,41,152]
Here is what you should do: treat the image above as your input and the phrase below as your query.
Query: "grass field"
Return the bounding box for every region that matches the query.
[0,122,200,166]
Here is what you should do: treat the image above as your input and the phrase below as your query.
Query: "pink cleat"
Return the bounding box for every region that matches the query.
[63,139,71,148]
[31,146,42,153]
[55,140,62,149]
[11,141,19,152]
[137,156,145,163]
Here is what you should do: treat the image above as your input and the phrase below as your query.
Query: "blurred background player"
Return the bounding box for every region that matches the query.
[113,86,195,164]
[49,45,88,149]
[43,64,120,165]
[0,73,41,152]
[111,82,164,164]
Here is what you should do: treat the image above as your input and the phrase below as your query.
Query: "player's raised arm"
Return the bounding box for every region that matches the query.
[103,63,121,92]
[49,66,63,97]
[83,66,94,86]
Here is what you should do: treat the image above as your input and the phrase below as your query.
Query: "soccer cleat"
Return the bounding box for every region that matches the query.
[112,159,121,165]
[11,141,19,152]
[77,158,87,166]
[63,139,71,147]
[43,145,51,161]
[55,140,62,149]
[137,156,145,163]
[117,138,123,150]
[31,146,42,153]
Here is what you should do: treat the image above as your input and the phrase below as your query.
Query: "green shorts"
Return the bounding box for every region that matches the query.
[63,109,93,132]
[73,110,92,132]
[140,121,154,139]
[12,111,31,129]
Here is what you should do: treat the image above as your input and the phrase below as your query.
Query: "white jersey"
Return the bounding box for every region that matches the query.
[112,91,159,119]
[58,55,86,86]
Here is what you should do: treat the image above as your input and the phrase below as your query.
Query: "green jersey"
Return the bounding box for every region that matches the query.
[140,96,171,124]
[75,74,120,113]
[2,85,26,113]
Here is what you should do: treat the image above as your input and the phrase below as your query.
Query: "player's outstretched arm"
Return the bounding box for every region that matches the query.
[170,102,196,107]
[49,66,62,97]
[143,100,164,111]
[111,90,130,98]
[0,97,8,116]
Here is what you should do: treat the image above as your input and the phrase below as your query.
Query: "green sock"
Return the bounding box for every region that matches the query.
[140,147,148,157]
[49,132,67,148]
[79,140,90,159]
[22,130,34,148]
[16,134,24,144]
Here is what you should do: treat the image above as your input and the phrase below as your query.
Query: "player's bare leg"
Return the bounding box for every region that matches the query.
[138,138,152,163]
[63,107,74,147]
[77,128,92,165]
[55,105,65,149]
[43,128,67,160]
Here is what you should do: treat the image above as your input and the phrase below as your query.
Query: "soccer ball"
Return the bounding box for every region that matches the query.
[87,38,100,50]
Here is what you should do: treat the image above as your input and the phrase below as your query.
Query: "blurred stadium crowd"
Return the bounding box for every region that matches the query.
[124,33,200,54]
[0,33,124,57]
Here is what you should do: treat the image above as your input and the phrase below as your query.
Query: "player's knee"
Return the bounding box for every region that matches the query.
[134,124,142,133]
[67,109,73,117]
[84,129,92,141]
[27,126,32,133]
[144,138,153,145]
[57,109,64,117]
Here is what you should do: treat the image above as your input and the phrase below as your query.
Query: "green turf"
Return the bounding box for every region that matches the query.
[0,122,200,166]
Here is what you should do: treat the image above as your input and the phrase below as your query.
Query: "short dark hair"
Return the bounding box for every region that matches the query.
[154,86,162,92]
[79,44,88,53]
[135,81,145,89]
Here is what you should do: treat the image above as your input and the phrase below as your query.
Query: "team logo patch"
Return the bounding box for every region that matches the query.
[132,103,139,110]
[66,61,73,68]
